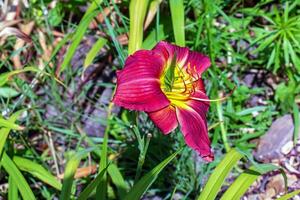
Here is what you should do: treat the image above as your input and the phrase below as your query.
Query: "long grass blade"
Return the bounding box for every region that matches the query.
[108,163,128,199]
[169,0,185,46]
[0,110,23,157]
[277,190,300,200]
[221,164,284,200]
[0,118,23,130]
[293,102,300,144]
[1,153,36,200]
[124,148,183,200]
[84,37,107,69]
[59,149,92,200]
[95,126,108,199]
[13,156,62,190]
[58,0,103,74]
[8,175,18,200]
[197,149,243,200]
[128,0,150,54]
[77,166,109,200]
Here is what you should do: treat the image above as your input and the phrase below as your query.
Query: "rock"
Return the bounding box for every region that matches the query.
[266,174,285,195]
[255,114,300,162]
[287,174,298,186]
[281,141,294,155]
[265,187,276,199]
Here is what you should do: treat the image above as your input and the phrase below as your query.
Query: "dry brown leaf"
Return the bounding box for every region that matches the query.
[57,165,97,180]
[144,0,162,30]
[11,21,34,70]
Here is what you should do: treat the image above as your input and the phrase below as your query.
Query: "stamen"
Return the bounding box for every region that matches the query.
[189,86,236,102]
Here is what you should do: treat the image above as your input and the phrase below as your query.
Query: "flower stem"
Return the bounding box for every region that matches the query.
[134,133,152,183]
[216,99,230,152]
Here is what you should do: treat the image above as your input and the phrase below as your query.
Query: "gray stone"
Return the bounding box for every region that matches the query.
[254,114,300,162]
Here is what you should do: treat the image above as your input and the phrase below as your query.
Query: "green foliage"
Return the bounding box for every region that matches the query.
[1,0,300,199]
[128,0,150,54]
[1,153,36,200]
[169,0,185,46]
[124,148,183,200]
[198,149,287,200]
[198,149,243,200]
[13,156,62,190]
[163,53,177,92]
[248,2,300,73]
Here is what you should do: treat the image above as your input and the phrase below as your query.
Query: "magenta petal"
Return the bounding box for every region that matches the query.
[175,102,213,161]
[148,106,178,134]
[153,41,189,66]
[113,50,170,112]
[153,41,211,75]
[187,51,211,75]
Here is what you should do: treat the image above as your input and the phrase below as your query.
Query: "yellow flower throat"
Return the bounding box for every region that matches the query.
[160,63,199,108]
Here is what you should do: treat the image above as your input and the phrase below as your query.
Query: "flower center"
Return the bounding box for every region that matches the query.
[160,62,199,108]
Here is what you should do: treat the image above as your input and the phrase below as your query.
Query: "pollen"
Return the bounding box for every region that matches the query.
[160,62,199,108]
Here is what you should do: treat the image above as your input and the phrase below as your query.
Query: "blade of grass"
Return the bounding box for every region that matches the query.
[0,110,24,157]
[59,149,92,200]
[8,175,18,200]
[95,123,108,199]
[13,156,62,190]
[0,118,23,130]
[83,37,107,69]
[293,102,299,144]
[197,149,243,200]
[277,190,300,200]
[169,0,185,46]
[221,164,285,200]
[142,25,165,50]
[108,163,128,199]
[1,153,36,200]
[58,0,103,74]
[124,148,183,200]
[77,166,109,200]
[128,0,150,54]
[0,67,41,87]
[216,100,230,152]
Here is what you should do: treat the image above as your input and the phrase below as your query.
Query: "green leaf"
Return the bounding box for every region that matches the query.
[59,1,102,74]
[0,67,40,87]
[142,25,165,50]
[293,103,300,144]
[48,3,64,26]
[252,32,280,54]
[1,153,36,200]
[77,166,109,200]
[221,164,285,200]
[108,163,128,199]
[197,149,244,200]
[84,37,107,68]
[169,0,185,46]
[277,189,300,200]
[124,148,183,200]
[266,47,276,69]
[13,156,62,190]
[128,0,150,54]
[287,39,300,71]
[96,126,109,199]
[283,34,290,67]
[8,175,18,200]
[236,106,266,116]
[0,117,23,130]
[0,87,19,98]
[163,53,177,92]
[0,110,24,157]
[59,149,92,200]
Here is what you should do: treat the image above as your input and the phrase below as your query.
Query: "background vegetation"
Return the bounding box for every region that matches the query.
[0,0,300,199]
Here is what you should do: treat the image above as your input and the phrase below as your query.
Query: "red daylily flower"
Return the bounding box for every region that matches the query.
[113,41,214,162]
